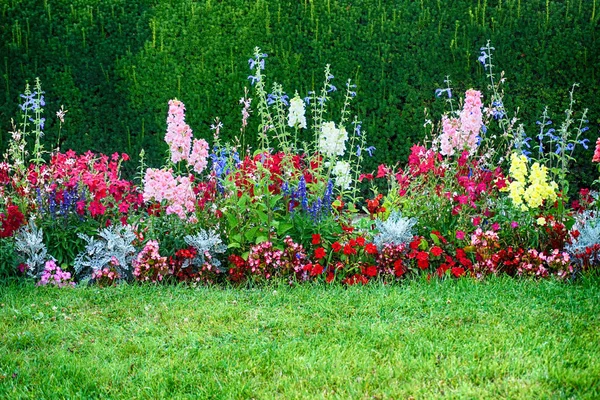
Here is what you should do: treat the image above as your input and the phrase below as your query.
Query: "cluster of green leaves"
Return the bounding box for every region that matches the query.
[1,0,598,187]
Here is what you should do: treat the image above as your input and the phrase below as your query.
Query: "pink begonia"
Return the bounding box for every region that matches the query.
[439,90,483,156]
[143,168,196,219]
[165,100,193,163]
[189,138,209,174]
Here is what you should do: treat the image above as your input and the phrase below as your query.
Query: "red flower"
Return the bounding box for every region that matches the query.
[363,265,378,277]
[451,267,465,277]
[314,247,326,260]
[376,164,391,178]
[365,243,378,255]
[358,173,374,182]
[0,204,25,238]
[310,264,324,276]
[416,251,429,269]
[341,225,354,233]
[356,237,366,247]
[331,242,342,252]
[89,200,106,217]
[326,271,335,283]
[393,260,406,277]
[312,234,321,245]
[343,274,369,285]
[430,246,443,257]
[343,243,357,255]
[409,237,422,250]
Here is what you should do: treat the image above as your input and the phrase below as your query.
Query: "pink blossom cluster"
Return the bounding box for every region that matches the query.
[189,138,210,174]
[470,228,499,247]
[143,168,196,219]
[37,260,75,288]
[166,100,193,163]
[439,89,483,156]
[281,236,310,276]
[247,241,284,279]
[518,249,570,278]
[91,267,120,287]
[133,240,169,283]
[165,100,210,174]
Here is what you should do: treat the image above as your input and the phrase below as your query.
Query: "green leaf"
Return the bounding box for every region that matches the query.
[231,233,242,244]
[278,222,293,235]
[256,210,269,224]
[256,236,268,244]
[226,212,238,229]
[245,227,259,241]
[430,233,440,245]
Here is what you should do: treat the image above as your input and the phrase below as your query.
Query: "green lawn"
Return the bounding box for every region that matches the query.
[1,276,599,399]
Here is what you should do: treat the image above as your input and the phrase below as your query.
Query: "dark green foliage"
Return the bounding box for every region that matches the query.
[1,0,598,188]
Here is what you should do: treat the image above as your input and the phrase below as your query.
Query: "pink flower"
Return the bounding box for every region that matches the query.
[165,100,193,164]
[456,231,466,240]
[491,223,500,231]
[511,221,519,229]
[593,138,600,162]
[189,138,209,174]
[472,217,481,226]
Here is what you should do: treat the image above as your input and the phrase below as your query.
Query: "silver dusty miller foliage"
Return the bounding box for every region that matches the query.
[373,211,418,250]
[74,225,137,280]
[566,211,600,259]
[184,229,227,271]
[14,218,51,278]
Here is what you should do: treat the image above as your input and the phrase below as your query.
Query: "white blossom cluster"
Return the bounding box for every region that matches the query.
[332,160,352,189]
[287,94,307,129]
[319,121,348,157]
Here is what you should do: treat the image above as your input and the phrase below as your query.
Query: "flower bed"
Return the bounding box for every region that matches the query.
[0,44,598,287]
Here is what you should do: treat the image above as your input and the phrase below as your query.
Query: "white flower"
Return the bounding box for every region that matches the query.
[319,121,348,157]
[332,160,352,189]
[287,93,307,129]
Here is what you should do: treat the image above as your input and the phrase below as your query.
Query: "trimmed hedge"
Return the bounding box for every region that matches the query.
[1,0,599,189]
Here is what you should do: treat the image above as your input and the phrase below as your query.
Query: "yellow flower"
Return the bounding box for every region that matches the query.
[536,217,546,226]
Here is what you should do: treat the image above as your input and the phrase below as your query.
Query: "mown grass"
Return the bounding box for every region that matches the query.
[1,276,599,399]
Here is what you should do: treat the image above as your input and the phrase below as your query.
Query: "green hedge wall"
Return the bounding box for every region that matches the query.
[1,0,599,188]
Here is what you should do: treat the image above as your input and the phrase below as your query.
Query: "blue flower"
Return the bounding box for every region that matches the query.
[566,143,575,151]
[478,51,488,66]
[280,94,289,106]
[248,75,260,85]
[435,88,452,98]
[355,123,362,136]
[266,93,277,105]
[579,139,590,149]
[365,146,376,156]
